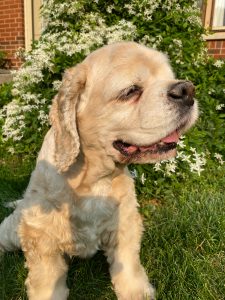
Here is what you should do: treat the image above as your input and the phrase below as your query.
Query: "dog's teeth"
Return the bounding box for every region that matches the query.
[158,142,165,145]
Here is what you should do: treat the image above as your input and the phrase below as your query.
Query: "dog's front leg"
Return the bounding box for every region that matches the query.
[22,246,69,300]
[105,207,155,300]
[20,222,69,300]
[23,248,69,300]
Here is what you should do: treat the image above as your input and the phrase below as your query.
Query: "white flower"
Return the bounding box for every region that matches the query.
[141,173,146,184]
[189,151,206,175]
[52,80,62,91]
[190,147,196,153]
[214,153,224,165]
[124,0,160,21]
[38,110,49,125]
[7,147,15,154]
[208,88,215,95]
[177,140,185,148]
[165,158,177,176]
[213,60,224,68]
[216,104,225,111]
[153,162,162,172]
[177,151,191,163]
[106,5,114,13]
[173,39,182,48]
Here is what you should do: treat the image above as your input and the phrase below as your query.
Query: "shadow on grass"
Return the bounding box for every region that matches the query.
[68,251,116,300]
[0,251,27,300]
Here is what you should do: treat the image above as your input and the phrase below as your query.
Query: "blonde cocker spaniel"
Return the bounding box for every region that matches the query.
[0,42,198,300]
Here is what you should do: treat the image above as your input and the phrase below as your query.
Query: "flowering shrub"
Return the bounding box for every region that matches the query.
[0,0,225,191]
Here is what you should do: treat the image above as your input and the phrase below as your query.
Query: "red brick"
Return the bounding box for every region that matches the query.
[1,14,11,20]
[216,41,222,48]
[16,37,24,42]
[10,25,20,31]
[1,30,11,35]
[17,12,23,17]
[209,41,216,48]
[0,41,10,45]
[17,25,24,30]
[0,23,10,28]
[213,54,225,59]
[10,40,20,45]
[0,6,12,18]
[3,0,15,4]
[5,45,18,50]
[0,5,11,11]
[9,34,18,39]
[2,36,14,42]
[7,4,19,9]
[4,18,16,24]
[208,48,220,54]
[10,23,19,29]
[10,13,19,18]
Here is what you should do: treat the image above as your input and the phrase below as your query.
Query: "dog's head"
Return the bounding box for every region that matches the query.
[50,42,198,172]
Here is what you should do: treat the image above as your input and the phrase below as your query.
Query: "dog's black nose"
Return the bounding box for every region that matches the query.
[168,81,195,107]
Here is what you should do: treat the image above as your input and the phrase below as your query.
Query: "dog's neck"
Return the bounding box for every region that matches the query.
[65,149,125,196]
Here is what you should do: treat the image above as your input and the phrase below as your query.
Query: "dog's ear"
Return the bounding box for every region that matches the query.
[50,64,86,172]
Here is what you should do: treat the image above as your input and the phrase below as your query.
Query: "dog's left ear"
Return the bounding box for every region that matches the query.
[50,64,86,172]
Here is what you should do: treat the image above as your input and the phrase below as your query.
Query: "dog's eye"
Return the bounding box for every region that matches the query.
[118,85,143,101]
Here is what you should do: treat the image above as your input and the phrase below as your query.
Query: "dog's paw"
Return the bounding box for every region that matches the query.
[116,284,155,300]
[142,283,155,300]
[120,283,155,300]
[113,272,155,300]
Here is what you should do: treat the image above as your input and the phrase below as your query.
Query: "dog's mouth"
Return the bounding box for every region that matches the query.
[113,130,180,158]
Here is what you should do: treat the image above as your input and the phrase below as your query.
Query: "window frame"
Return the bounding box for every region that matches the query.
[203,0,225,40]
[24,0,42,51]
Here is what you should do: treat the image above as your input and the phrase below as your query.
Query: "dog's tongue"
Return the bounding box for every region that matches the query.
[139,130,180,152]
[160,130,180,143]
[126,145,139,154]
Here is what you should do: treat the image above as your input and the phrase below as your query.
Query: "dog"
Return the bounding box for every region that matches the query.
[0,42,198,300]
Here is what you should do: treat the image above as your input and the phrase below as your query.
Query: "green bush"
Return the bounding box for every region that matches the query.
[0,83,13,109]
[0,0,224,194]
[0,50,6,68]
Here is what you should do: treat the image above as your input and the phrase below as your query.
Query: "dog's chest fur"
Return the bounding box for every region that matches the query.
[68,180,119,258]
[71,196,118,257]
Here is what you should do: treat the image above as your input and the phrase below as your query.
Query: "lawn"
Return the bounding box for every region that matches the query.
[0,157,224,300]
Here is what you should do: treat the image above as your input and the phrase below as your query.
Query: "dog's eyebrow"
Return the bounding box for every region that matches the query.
[116,84,143,101]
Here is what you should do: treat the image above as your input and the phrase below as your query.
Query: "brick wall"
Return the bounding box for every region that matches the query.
[0,0,25,69]
[207,40,225,59]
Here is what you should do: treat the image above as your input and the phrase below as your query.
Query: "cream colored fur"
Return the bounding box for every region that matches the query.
[0,42,198,300]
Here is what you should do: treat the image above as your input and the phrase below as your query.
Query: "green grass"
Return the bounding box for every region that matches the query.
[0,159,224,300]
